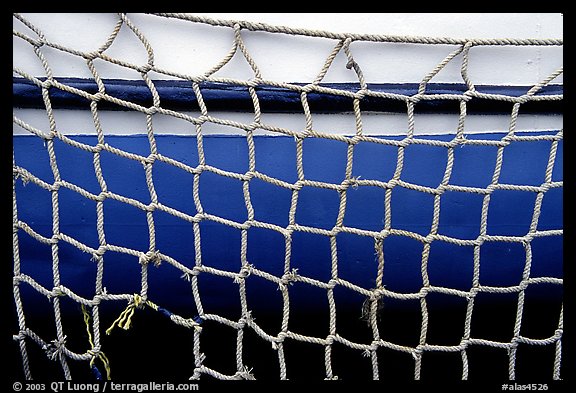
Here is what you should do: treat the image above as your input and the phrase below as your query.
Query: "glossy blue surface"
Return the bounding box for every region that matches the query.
[13,133,563,314]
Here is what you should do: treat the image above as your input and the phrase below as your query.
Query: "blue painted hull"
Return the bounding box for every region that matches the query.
[13,132,562,315]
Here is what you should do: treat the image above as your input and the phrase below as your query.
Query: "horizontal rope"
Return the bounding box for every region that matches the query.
[154,13,563,46]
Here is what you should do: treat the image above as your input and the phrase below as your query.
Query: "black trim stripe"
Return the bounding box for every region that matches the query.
[13,77,563,114]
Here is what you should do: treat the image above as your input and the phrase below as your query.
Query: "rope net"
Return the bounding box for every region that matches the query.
[12,13,563,381]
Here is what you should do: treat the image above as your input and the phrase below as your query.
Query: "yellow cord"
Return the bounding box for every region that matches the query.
[106,294,158,335]
[81,304,111,380]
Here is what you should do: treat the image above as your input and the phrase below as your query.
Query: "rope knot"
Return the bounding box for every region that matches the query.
[140,250,162,267]
[106,294,146,334]
[277,331,288,343]
[411,346,424,360]
[170,314,203,332]
[281,268,299,286]
[455,133,468,147]
[139,63,153,74]
[86,348,100,358]
[15,171,31,185]
[238,311,255,329]
[43,336,67,361]
[239,366,256,380]
[325,334,336,345]
[51,285,66,298]
[83,51,100,61]
[349,176,361,189]
[235,264,254,283]
[16,330,27,341]
[146,105,159,115]
[91,245,107,261]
